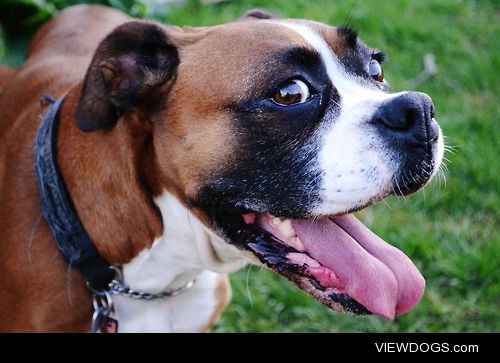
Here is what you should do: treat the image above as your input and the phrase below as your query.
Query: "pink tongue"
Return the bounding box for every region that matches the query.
[292,214,425,319]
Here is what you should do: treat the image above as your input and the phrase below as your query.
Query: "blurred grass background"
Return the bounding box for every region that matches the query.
[1,0,498,332]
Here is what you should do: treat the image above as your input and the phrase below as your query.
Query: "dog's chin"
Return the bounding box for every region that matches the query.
[209,196,426,320]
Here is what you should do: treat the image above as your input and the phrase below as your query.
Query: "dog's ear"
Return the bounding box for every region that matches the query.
[242,9,279,20]
[76,22,179,132]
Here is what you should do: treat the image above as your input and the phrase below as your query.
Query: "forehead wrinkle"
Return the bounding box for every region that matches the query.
[191,20,310,56]
[274,21,383,97]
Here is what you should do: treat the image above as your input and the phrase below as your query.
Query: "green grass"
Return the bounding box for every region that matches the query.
[1,0,499,332]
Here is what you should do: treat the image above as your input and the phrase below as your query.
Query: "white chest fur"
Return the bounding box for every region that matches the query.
[113,193,249,332]
[113,270,222,332]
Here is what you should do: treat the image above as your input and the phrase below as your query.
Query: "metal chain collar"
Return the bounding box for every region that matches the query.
[88,267,197,332]
[107,278,196,300]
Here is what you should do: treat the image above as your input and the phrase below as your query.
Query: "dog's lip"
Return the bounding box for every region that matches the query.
[237,222,371,316]
[237,211,426,319]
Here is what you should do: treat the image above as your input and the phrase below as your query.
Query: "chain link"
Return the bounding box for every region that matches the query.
[107,279,196,300]
[87,268,196,332]
[91,290,115,333]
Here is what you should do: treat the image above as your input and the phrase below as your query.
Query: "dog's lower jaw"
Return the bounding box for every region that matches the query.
[114,192,249,332]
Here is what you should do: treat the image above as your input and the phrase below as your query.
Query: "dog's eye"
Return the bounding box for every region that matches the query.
[272,79,310,106]
[368,59,384,82]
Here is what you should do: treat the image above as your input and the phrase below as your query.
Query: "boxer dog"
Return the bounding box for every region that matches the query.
[0,5,443,332]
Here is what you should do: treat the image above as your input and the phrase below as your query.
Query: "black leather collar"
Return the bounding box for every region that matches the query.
[34,95,114,288]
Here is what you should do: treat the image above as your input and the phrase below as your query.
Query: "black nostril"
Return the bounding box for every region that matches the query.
[405,108,419,130]
[430,104,436,119]
[374,92,433,132]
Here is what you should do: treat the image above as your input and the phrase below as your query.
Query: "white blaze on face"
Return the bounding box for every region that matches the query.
[278,22,444,215]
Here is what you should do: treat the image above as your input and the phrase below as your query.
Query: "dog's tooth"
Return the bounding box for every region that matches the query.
[290,237,305,251]
[278,219,296,237]
[272,217,282,226]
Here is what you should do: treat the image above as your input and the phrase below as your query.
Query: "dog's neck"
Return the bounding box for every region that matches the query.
[115,192,248,332]
[123,192,248,292]
[57,87,248,293]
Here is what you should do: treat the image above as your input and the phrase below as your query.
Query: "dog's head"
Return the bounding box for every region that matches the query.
[76,10,444,320]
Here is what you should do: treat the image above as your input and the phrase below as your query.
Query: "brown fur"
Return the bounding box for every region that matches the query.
[0,5,132,331]
[202,274,232,332]
[0,67,14,91]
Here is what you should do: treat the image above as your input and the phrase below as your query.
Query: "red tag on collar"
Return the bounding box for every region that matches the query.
[99,316,119,333]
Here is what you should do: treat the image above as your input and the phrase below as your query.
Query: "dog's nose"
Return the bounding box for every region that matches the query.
[374,92,435,135]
